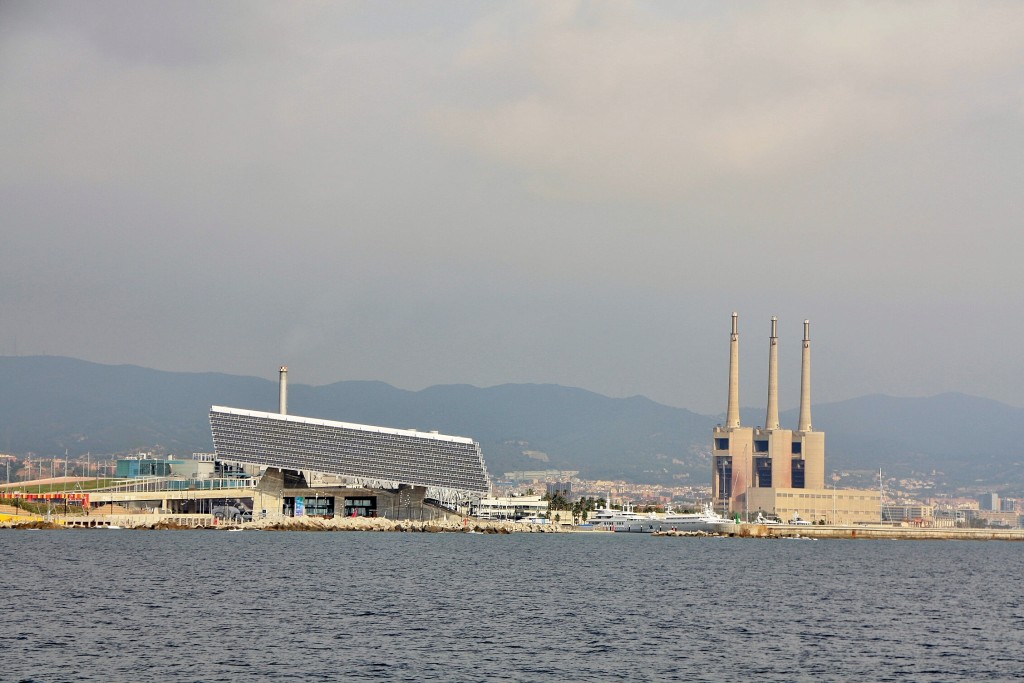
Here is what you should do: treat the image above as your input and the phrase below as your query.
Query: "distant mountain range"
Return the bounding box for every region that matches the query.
[1,356,1022,492]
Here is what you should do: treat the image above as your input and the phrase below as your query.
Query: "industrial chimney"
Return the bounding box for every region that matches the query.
[279,365,288,415]
[765,316,780,430]
[726,312,741,428]
[797,321,812,432]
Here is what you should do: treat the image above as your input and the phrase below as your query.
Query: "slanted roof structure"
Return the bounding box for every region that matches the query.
[209,406,491,502]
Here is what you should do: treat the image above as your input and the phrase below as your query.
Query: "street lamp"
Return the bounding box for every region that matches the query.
[832,480,837,525]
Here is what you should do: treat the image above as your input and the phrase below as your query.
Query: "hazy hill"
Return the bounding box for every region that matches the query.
[791,393,1024,486]
[0,356,714,483]
[1,356,1022,490]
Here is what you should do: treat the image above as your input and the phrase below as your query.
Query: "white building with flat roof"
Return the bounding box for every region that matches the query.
[474,495,548,520]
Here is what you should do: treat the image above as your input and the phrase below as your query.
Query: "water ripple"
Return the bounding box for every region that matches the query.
[1,531,1023,681]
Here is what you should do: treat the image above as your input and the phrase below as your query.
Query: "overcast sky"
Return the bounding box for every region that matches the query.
[2,1,1023,415]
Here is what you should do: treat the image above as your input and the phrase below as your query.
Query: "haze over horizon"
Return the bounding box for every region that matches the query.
[3,2,1023,415]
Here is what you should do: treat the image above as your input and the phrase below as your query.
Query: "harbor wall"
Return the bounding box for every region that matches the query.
[737,523,1024,541]
[2,514,565,533]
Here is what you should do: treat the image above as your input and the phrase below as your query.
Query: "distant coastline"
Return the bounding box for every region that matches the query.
[6,514,1024,541]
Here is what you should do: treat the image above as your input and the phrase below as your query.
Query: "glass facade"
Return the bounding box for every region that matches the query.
[284,495,336,517]
[209,406,491,498]
[116,459,179,478]
[343,497,376,517]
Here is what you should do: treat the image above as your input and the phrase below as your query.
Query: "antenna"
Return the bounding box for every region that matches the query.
[279,366,288,415]
[879,468,884,523]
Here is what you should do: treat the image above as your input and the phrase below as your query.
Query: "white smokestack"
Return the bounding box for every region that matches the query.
[765,316,780,430]
[279,365,288,415]
[798,321,812,432]
[726,312,741,428]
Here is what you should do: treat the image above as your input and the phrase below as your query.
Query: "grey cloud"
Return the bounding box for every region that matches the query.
[1,1,1022,415]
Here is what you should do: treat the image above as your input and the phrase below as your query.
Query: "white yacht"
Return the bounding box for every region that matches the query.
[753,512,783,525]
[586,503,659,533]
[657,503,740,534]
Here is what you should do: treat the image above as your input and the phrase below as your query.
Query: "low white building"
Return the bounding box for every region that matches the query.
[474,494,549,521]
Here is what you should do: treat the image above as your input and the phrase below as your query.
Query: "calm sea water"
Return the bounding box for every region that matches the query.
[2,530,1022,682]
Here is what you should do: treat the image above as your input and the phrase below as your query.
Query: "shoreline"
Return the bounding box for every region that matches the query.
[651,522,1024,541]
[6,514,1024,540]
[0,514,569,533]
[738,523,1024,541]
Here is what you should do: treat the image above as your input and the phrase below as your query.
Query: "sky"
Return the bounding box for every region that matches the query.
[2,1,1023,416]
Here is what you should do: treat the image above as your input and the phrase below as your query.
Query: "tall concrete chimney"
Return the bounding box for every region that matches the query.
[726,312,741,428]
[765,316,780,430]
[797,320,812,432]
[279,365,288,415]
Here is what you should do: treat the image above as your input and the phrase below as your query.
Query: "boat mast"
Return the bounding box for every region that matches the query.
[744,444,749,522]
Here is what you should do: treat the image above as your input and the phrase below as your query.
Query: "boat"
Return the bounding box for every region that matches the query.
[515,515,550,525]
[656,503,740,535]
[753,512,783,525]
[586,503,659,533]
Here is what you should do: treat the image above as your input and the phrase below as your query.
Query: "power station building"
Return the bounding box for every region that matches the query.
[712,314,880,524]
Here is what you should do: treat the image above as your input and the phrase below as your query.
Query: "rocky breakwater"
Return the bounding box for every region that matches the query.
[651,529,731,537]
[3,515,567,533]
[4,518,61,530]
[230,516,564,533]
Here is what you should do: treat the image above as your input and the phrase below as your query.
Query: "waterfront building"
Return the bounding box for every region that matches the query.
[205,369,491,519]
[546,481,573,499]
[115,455,180,478]
[978,492,1000,511]
[7,369,489,522]
[209,406,490,503]
[502,469,580,484]
[474,494,549,521]
[965,509,1020,528]
[711,313,880,524]
[882,503,935,524]
[933,508,962,528]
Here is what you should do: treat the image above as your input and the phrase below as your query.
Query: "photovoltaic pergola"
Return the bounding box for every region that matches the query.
[209,406,491,502]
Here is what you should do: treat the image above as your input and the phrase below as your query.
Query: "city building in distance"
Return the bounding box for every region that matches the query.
[712,314,880,524]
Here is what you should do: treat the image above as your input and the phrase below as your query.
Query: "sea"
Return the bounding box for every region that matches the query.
[1,530,1022,682]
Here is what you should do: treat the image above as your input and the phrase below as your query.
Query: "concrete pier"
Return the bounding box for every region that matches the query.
[734,523,1024,541]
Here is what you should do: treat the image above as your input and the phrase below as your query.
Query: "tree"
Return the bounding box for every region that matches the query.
[548,491,570,511]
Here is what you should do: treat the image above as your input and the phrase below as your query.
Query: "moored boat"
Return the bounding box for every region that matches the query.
[587,503,659,533]
[656,503,739,534]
